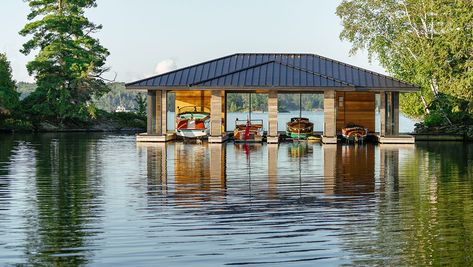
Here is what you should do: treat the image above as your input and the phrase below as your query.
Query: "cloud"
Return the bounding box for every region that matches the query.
[154,59,177,75]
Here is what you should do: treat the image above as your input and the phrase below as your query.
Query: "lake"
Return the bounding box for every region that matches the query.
[1,133,472,266]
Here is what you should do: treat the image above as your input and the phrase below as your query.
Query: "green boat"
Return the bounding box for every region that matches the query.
[286,117,314,139]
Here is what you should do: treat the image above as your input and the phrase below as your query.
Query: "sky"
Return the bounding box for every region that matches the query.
[0,0,386,83]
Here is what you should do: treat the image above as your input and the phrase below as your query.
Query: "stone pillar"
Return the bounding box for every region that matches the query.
[267,91,279,143]
[209,90,225,143]
[379,92,386,137]
[155,90,162,136]
[147,90,156,134]
[161,90,167,135]
[323,90,337,143]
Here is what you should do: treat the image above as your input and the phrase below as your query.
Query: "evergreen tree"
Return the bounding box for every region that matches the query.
[0,53,19,113]
[20,0,110,120]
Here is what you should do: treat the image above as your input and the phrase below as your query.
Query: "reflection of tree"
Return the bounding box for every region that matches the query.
[394,143,473,266]
[0,134,15,202]
[337,144,473,266]
[24,133,103,266]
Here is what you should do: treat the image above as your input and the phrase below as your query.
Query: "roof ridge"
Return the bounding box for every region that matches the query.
[190,60,276,86]
[191,60,351,87]
[274,61,356,87]
[307,54,418,88]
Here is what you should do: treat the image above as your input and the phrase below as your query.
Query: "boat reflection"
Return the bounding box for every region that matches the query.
[288,142,312,158]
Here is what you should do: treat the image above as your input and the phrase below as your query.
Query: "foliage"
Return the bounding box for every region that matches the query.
[423,110,444,127]
[134,92,147,116]
[0,53,20,112]
[19,0,110,120]
[0,117,34,131]
[336,0,473,122]
[96,110,146,129]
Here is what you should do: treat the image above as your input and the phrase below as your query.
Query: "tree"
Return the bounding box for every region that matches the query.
[135,92,147,116]
[19,0,110,121]
[0,53,19,113]
[336,0,473,122]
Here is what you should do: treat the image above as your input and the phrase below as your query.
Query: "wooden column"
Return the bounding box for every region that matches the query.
[267,91,278,143]
[147,90,156,134]
[323,90,337,138]
[161,90,167,134]
[380,91,398,136]
[392,92,399,135]
[379,92,386,137]
[210,90,222,136]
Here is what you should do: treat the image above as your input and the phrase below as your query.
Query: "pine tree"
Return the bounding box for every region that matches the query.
[0,53,19,114]
[20,0,110,120]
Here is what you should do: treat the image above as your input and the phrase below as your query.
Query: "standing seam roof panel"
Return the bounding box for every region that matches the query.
[125,53,419,90]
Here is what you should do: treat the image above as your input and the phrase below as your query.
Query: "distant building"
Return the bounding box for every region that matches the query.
[115,105,130,113]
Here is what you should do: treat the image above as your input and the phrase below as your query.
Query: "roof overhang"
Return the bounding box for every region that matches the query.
[126,85,419,93]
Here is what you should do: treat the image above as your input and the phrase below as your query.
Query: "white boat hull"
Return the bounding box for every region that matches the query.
[176,128,209,138]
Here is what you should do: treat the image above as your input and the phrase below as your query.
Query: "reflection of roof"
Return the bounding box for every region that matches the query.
[126,53,419,91]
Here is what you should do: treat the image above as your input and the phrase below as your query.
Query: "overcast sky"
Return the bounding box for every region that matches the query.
[0,0,385,83]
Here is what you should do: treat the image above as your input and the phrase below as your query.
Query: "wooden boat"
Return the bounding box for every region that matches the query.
[286,117,314,139]
[341,123,368,142]
[175,106,210,139]
[233,119,264,142]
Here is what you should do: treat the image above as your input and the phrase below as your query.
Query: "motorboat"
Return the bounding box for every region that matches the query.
[341,123,368,142]
[233,118,264,142]
[286,117,314,139]
[175,106,210,139]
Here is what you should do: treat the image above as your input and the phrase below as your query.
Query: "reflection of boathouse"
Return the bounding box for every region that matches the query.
[126,53,418,144]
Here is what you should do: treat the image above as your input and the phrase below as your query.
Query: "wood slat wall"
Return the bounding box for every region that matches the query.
[336,92,375,133]
[175,90,211,113]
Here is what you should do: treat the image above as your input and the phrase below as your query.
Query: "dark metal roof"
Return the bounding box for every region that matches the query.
[126,53,419,91]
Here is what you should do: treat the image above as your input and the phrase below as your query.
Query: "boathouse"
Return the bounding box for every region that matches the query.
[125,53,419,144]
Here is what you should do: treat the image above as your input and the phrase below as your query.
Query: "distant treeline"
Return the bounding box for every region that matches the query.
[18,82,143,112]
[226,93,323,112]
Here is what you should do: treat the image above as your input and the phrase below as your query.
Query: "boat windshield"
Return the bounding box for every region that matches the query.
[177,106,210,115]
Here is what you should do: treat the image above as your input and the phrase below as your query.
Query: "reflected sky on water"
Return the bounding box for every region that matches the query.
[1,133,472,266]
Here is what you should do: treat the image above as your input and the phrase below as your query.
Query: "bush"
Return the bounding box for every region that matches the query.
[424,111,444,127]
[0,116,33,131]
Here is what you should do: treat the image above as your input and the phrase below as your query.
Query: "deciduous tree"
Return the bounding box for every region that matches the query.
[336,0,473,123]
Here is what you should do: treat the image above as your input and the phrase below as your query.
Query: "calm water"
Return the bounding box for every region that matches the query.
[1,133,472,266]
